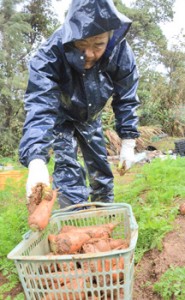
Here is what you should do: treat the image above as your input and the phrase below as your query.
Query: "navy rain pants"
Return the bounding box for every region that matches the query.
[52,118,114,208]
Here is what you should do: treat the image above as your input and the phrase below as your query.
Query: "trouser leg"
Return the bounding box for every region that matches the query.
[52,122,89,208]
[75,119,114,203]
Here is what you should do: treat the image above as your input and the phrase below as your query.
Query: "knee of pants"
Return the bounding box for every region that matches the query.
[57,195,89,210]
[56,186,90,209]
[90,189,114,203]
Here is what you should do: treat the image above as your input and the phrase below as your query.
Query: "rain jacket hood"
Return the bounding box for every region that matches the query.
[61,0,132,46]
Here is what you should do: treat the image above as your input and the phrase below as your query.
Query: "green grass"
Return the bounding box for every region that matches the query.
[0,156,185,297]
[153,266,185,300]
[0,173,28,290]
[114,156,185,261]
[0,156,24,170]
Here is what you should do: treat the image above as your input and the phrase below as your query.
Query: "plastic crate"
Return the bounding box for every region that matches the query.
[174,139,185,156]
[8,202,138,300]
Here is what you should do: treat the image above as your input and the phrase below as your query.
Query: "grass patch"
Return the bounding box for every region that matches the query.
[153,266,185,300]
[0,174,28,292]
[114,156,185,261]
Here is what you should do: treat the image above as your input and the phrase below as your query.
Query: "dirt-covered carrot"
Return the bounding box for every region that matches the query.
[60,222,120,239]
[82,238,111,253]
[38,269,89,288]
[48,231,91,254]
[28,188,57,231]
[42,278,87,300]
[81,241,126,280]
[48,222,120,255]
[57,261,76,272]
[109,238,129,250]
[82,237,128,253]
[41,252,57,273]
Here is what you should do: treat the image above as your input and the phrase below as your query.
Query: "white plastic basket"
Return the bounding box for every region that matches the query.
[8,202,138,300]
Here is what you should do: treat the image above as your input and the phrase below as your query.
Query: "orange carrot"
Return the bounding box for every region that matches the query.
[42,291,62,300]
[38,269,89,288]
[42,278,87,300]
[28,189,57,231]
[82,238,111,253]
[60,222,119,239]
[41,252,57,273]
[57,261,76,272]
[48,232,91,254]
[105,288,124,300]
[50,223,120,261]
[82,237,128,254]
[109,238,129,250]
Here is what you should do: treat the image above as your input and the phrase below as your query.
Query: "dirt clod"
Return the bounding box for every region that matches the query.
[27,183,52,214]
[179,202,185,215]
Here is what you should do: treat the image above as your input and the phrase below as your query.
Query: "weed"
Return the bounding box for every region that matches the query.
[0,282,18,295]
[153,266,185,300]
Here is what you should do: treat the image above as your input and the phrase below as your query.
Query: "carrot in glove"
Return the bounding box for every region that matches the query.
[28,185,57,231]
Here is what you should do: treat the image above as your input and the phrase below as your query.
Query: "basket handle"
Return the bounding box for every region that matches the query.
[22,230,32,240]
[52,201,111,213]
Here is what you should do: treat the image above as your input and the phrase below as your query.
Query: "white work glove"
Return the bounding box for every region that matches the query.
[119,139,136,171]
[26,159,50,199]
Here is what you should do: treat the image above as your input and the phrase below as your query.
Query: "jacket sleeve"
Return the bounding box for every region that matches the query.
[19,37,63,167]
[111,39,140,139]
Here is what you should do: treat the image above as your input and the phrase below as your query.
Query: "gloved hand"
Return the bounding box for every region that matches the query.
[26,159,50,199]
[119,139,136,173]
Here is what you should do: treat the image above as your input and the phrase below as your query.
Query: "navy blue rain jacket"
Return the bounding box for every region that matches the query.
[19,0,140,168]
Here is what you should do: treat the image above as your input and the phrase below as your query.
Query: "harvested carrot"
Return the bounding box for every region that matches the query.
[28,188,57,231]
[42,278,87,300]
[60,222,119,239]
[41,252,57,273]
[48,232,91,254]
[82,238,111,253]
[38,269,89,288]
[82,237,128,254]
[105,288,124,300]
[49,223,121,255]
[111,256,124,283]
[42,292,62,300]
[109,238,129,249]
[39,222,127,299]
[57,261,76,272]
[81,240,125,284]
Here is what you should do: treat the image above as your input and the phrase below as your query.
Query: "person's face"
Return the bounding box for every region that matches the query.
[74,32,110,69]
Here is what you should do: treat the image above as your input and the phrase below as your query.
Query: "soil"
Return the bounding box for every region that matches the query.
[27,183,53,214]
[133,214,185,300]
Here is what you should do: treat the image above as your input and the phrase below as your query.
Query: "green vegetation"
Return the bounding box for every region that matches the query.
[0,173,28,297]
[115,157,185,261]
[154,266,185,300]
